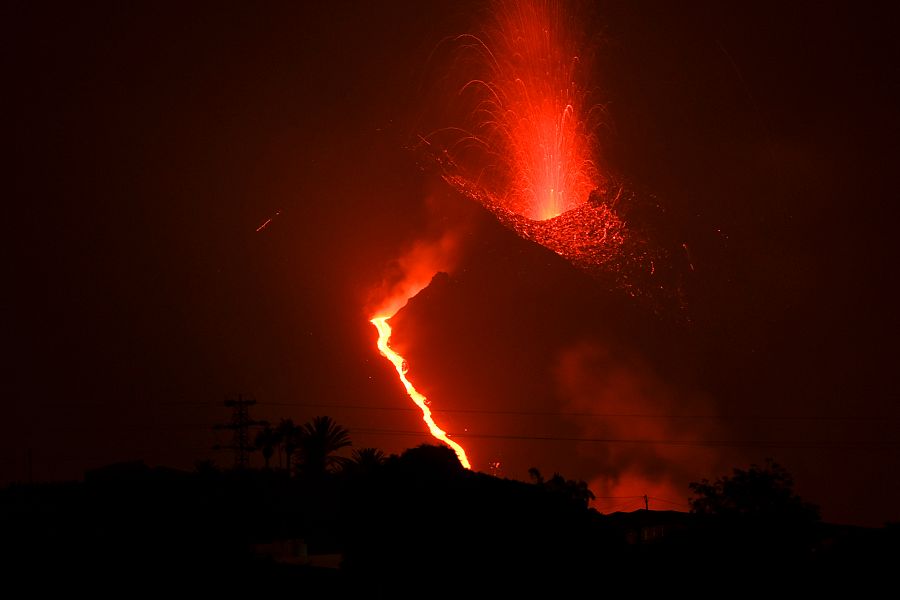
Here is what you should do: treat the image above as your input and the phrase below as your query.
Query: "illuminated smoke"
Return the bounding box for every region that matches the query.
[555,343,722,508]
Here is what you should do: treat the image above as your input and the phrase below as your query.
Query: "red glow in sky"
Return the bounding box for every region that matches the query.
[8,1,900,528]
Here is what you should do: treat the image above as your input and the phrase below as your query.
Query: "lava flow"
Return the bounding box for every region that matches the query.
[371,312,471,470]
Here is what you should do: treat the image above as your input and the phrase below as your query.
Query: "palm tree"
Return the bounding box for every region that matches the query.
[276,419,301,475]
[349,447,386,473]
[567,479,596,508]
[295,416,352,478]
[254,425,280,470]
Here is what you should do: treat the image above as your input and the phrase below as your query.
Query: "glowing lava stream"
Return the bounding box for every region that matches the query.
[371,315,472,469]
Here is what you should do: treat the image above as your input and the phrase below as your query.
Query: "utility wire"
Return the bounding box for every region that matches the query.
[648,496,690,508]
[234,402,900,422]
[149,400,900,421]
[352,428,900,449]
[14,422,900,448]
[594,495,646,499]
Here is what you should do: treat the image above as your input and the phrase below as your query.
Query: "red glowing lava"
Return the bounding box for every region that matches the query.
[367,1,671,476]
[371,313,471,469]
[368,231,472,469]
[422,1,666,297]
[430,0,603,221]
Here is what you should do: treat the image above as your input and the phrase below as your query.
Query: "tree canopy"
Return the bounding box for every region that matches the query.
[295,415,352,478]
[689,458,819,523]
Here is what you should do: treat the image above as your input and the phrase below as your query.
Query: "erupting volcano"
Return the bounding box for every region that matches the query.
[370,1,667,473]
[423,0,662,291]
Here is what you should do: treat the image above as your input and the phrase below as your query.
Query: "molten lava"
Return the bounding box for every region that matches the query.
[371,313,472,470]
[367,0,673,477]
[432,0,602,221]
[422,0,669,301]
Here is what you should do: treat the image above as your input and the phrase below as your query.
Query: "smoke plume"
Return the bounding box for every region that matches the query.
[555,341,724,509]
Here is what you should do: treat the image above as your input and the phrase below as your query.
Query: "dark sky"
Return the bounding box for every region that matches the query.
[6,1,899,526]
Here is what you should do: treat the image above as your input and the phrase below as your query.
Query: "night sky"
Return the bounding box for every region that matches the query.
[6,1,899,526]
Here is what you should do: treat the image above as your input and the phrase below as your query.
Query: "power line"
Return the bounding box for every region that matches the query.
[213,394,267,469]
[13,422,900,448]
[22,423,217,430]
[594,495,646,499]
[648,496,690,508]
[38,401,900,422]
[153,400,900,422]
[592,500,647,513]
[592,496,689,511]
[245,402,900,422]
[351,428,900,449]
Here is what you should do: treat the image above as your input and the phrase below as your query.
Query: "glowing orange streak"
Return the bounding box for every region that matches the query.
[371,316,472,469]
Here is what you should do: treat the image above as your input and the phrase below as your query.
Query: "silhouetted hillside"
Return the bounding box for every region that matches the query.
[2,449,898,593]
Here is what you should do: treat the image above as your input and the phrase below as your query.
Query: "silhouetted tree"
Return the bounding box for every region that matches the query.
[565,477,596,508]
[254,425,279,470]
[350,447,386,471]
[295,416,352,478]
[689,458,820,522]
[395,444,463,477]
[528,467,544,485]
[546,473,596,508]
[528,468,594,508]
[276,419,301,474]
[688,459,821,562]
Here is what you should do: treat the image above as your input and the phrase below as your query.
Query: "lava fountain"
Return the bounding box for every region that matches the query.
[423,1,663,292]
[446,0,602,221]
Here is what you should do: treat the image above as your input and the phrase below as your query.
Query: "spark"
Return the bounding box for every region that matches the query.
[255,209,283,233]
[371,314,472,470]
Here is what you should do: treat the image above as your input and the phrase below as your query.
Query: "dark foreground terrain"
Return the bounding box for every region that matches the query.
[3,446,896,595]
